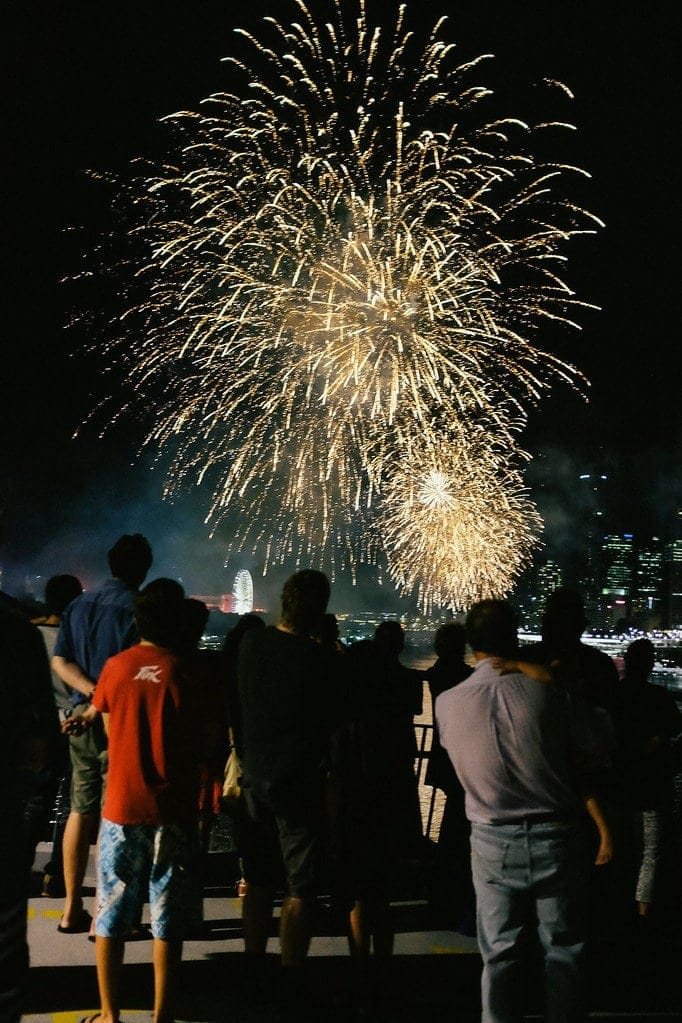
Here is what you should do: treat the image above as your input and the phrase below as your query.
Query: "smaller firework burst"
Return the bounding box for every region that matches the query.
[378,429,542,613]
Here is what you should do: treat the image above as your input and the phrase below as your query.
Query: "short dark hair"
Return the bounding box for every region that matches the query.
[280,569,330,634]
[374,620,405,655]
[465,600,518,658]
[134,578,185,648]
[44,574,83,617]
[624,637,655,678]
[311,612,340,646]
[222,613,266,662]
[180,597,210,650]
[108,534,153,587]
[434,622,466,659]
[543,587,587,630]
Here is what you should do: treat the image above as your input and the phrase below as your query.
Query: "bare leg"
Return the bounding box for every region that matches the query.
[242,883,274,956]
[61,811,95,927]
[348,899,370,957]
[94,935,125,1023]
[348,899,371,1011]
[152,938,183,1023]
[349,897,393,1013]
[279,895,314,967]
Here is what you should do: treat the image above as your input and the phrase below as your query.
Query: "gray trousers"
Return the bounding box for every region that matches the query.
[471,820,587,1023]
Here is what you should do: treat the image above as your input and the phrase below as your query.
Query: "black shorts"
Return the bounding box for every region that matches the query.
[240,775,324,898]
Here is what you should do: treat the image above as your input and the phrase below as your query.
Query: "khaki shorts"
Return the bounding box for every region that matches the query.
[68,708,108,815]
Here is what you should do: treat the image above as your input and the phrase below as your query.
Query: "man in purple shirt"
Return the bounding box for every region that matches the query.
[436,600,612,1023]
[52,534,152,933]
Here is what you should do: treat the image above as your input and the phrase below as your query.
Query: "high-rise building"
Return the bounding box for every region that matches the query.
[576,473,608,614]
[517,560,563,632]
[632,537,663,626]
[598,533,634,630]
[537,560,563,614]
[601,534,634,595]
[662,539,682,629]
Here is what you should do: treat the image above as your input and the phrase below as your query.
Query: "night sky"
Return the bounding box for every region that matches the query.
[3,1,680,607]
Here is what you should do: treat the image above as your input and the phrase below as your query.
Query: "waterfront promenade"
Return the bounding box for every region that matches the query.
[23,838,681,1023]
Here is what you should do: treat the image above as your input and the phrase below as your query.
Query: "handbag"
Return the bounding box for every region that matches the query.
[222,730,242,807]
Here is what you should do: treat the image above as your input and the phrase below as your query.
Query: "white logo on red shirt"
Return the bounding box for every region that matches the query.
[134,665,163,684]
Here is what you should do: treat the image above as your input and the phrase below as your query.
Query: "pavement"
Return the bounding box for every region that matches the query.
[22,840,682,1023]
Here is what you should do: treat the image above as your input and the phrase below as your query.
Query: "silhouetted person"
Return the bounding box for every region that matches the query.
[222,612,266,759]
[33,574,84,717]
[52,533,153,935]
[424,622,474,930]
[312,612,347,654]
[521,588,619,715]
[0,498,60,1021]
[32,573,84,897]
[178,598,226,861]
[237,570,341,1021]
[614,638,681,922]
[345,622,424,853]
[328,621,422,1017]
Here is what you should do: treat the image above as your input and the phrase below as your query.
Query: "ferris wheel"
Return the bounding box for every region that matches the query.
[233,570,254,615]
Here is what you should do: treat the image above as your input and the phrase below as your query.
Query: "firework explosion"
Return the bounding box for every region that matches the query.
[377,429,543,613]
[88,0,599,603]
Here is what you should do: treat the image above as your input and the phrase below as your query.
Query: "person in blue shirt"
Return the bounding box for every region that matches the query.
[52,534,152,934]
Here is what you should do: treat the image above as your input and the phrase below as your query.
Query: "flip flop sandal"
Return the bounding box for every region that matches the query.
[57,909,93,934]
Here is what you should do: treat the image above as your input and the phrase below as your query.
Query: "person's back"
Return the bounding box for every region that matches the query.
[1,597,60,1022]
[424,625,475,931]
[33,574,83,717]
[236,569,340,1021]
[56,579,139,704]
[520,587,619,713]
[617,675,681,810]
[425,622,472,792]
[95,642,197,825]
[67,577,199,1023]
[439,660,582,823]
[222,612,266,757]
[52,533,153,936]
[436,599,612,1023]
[613,638,682,919]
[239,624,338,785]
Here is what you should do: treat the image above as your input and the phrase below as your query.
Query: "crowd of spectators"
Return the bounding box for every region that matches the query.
[2,533,681,1023]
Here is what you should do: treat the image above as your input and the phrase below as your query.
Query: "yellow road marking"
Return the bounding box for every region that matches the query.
[27,908,76,921]
[53,1012,151,1022]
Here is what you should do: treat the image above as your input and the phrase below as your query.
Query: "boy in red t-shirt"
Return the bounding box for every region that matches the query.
[64,578,199,1023]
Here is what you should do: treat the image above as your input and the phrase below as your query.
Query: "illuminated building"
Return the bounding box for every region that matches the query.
[527,560,564,630]
[662,539,682,629]
[632,537,663,627]
[599,533,634,630]
[576,473,608,616]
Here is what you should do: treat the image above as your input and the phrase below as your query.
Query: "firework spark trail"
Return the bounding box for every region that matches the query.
[377,428,543,613]
[86,0,599,596]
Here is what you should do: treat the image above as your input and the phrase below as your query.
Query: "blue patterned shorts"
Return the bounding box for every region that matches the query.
[97,819,201,940]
